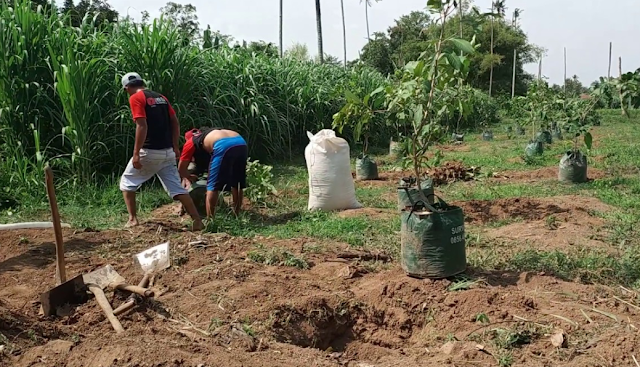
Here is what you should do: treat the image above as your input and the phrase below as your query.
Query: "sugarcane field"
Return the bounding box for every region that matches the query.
[2,0,640,366]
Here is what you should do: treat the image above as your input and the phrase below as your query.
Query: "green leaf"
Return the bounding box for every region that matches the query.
[449,38,475,54]
[445,53,462,70]
[584,132,593,150]
[413,104,423,125]
[371,86,384,96]
[345,90,360,104]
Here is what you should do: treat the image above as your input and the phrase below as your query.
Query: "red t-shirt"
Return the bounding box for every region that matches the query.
[180,139,196,162]
[128,90,176,120]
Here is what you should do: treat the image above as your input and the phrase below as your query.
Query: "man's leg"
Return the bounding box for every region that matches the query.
[231,185,243,215]
[230,144,248,216]
[176,194,204,231]
[119,155,154,227]
[122,191,138,227]
[156,155,204,231]
[206,190,220,218]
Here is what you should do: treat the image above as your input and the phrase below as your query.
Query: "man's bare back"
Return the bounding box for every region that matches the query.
[202,129,240,153]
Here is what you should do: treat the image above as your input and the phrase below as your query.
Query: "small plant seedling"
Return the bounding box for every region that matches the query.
[475,313,490,324]
[546,215,559,230]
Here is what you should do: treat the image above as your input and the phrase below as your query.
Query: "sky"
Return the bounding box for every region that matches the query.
[107,0,640,85]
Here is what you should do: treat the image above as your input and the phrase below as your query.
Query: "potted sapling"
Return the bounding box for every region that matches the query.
[332,87,385,180]
[383,0,475,279]
[558,98,599,183]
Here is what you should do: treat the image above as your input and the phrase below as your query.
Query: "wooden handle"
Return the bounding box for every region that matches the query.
[88,284,124,333]
[45,166,66,285]
[113,283,154,298]
[113,273,151,316]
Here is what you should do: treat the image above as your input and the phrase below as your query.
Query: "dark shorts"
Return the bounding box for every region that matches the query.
[207,136,248,192]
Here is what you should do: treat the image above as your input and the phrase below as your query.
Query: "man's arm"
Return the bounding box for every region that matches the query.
[178,139,196,179]
[132,119,147,168]
[129,93,147,167]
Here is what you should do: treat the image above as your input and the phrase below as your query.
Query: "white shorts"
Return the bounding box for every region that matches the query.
[119,148,188,199]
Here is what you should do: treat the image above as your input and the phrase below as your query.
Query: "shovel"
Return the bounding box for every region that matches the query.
[83,264,154,298]
[40,166,88,317]
[134,242,171,276]
[82,264,153,333]
[112,243,170,316]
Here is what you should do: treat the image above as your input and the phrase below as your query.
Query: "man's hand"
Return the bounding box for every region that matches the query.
[132,153,142,169]
[173,147,180,160]
[181,177,192,189]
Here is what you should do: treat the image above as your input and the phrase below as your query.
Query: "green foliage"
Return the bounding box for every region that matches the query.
[0,0,387,203]
[359,5,537,96]
[380,2,478,181]
[332,87,385,154]
[557,98,600,150]
[245,159,277,206]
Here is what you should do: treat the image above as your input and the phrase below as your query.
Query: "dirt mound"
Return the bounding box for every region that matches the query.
[459,195,611,225]
[459,195,615,252]
[1,223,638,367]
[493,166,606,182]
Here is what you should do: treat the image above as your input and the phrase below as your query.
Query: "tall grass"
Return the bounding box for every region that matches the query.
[0,0,389,203]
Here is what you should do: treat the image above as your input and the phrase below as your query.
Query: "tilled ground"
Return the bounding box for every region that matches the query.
[1,200,639,367]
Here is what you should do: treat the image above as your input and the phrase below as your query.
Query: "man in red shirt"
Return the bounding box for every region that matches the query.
[178,127,248,218]
[119,72,203,230]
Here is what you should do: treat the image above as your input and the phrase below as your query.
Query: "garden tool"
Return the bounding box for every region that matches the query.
[133,242,171,276]
[112,273,151,316]
[39,166,88,317]
[83,264,154,298]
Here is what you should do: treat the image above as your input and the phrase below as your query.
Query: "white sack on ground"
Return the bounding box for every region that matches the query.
[305,130,362,211]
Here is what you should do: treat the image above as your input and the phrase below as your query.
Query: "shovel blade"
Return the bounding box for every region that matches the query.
[40,274,87,317]
[134,242,170,274]
[82,264,125,289]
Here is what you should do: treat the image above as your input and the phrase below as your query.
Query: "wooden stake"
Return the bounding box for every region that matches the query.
[538,57,542,81]
[511,50,517,98]
[607,42,612,79]
[45,166,66,285]
[563,47,567,97]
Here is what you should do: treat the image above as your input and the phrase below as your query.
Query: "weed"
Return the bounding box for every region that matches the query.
[475,313,490,324]
[247,245,309,270]
[448,276,483,291]
[208,318,223,332]
[545,215,559,230]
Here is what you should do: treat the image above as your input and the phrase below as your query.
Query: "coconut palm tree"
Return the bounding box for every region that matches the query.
[511,8,522,98]
[360,0,381,42]
[315,0,324,63]
[341,0,347,68]
[279,0,283,57]
[489,0,506,97]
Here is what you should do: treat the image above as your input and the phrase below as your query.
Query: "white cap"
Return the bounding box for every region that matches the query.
[121,72,144,89]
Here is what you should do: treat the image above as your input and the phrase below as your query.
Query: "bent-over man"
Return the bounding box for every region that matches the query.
[179,127,248,218]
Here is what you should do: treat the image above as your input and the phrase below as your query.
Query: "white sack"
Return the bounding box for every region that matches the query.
[304,130,362,211]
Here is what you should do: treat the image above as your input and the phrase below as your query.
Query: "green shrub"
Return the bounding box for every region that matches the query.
[245,159,277,206]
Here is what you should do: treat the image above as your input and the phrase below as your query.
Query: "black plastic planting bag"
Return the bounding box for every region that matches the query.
[397,178,435,210]
[400,195,467,279]
[355,154,379,180]
[558,150,588,183]
[535,131,552,144]
[525,141,544,157]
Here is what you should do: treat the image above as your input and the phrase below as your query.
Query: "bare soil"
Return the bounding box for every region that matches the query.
[459,195,614,251]
[1,207,638,367]
[492,166,606,183]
